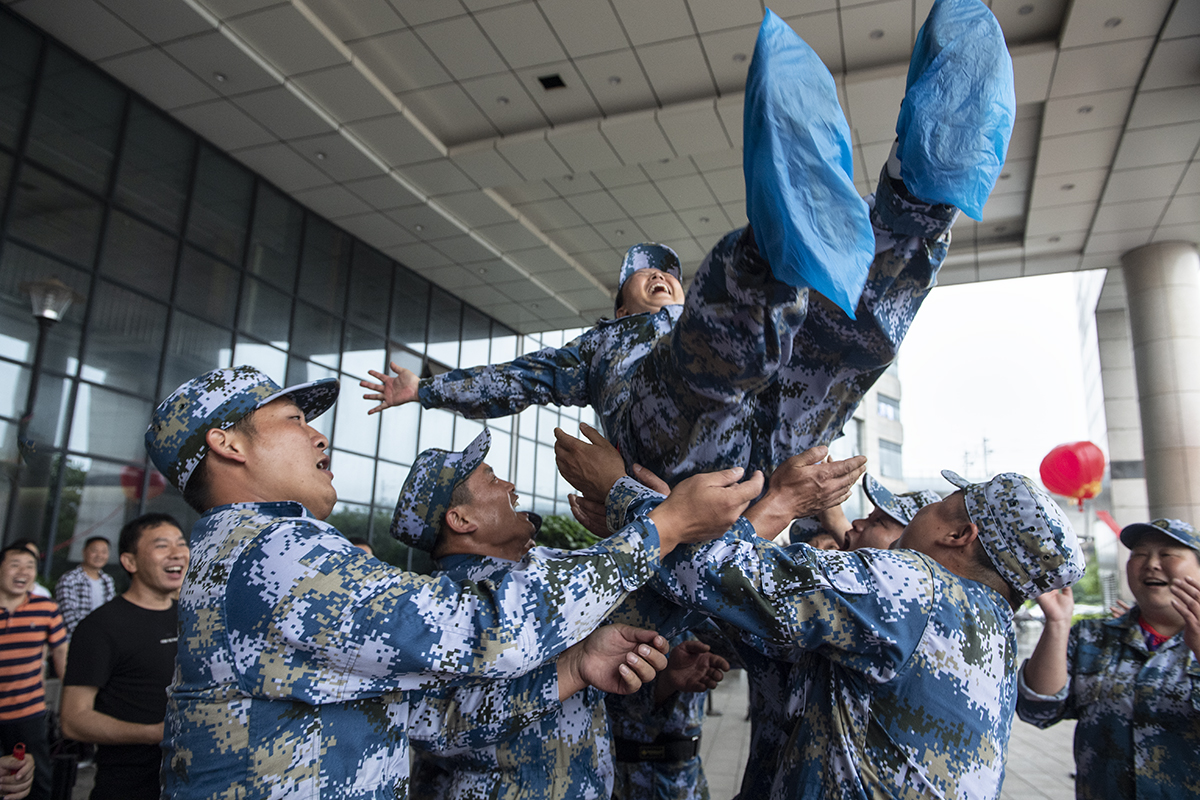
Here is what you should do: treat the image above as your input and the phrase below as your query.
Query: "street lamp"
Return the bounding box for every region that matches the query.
[3,278,85,545]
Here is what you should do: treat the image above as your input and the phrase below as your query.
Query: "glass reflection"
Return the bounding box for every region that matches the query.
[292,302,341,369]
[231,339,286,381]
[298,217,350,314]
[459,307,490,368]
[99,211,178,301]
[0,12,39,149]
[238,276,292,345]
[81,280,167,398]
[417,408,454,453]
[113,101,194,232]
[0,244,87,373]
[332,377,379,457]
[162,312,232,396]
[347,244,391,335]
[390,272,428,353]
[69,383,152,462]
[186,146,252,265]
[426,288,460,367]
[247,184,302,291]
[175,247,238,328]
[7,163,103,267]
[329,451,374,505]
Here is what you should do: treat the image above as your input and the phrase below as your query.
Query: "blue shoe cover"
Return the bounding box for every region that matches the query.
[743,9,873,320]
[896,0,1015,220]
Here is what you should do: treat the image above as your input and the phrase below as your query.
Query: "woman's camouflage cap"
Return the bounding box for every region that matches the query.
[615,242,682,315]
[941,470,1084,601]
[863,474,942,526]
[1119,518,1199,552]
[145,366,339,494]
[391,428,491,552]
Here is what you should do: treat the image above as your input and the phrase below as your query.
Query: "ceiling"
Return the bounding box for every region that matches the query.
[8,0,1198,333]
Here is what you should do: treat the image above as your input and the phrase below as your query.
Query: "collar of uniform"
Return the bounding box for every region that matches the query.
[436,552,520,576]
[201,500,314,519]
[596,303,683,327]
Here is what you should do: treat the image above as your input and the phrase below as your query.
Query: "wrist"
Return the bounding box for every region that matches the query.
[556,644,586,700]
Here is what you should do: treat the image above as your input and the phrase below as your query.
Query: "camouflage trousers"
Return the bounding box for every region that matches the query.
[616,167,958,485]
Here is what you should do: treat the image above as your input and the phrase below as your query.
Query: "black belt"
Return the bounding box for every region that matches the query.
[613,734,701,763]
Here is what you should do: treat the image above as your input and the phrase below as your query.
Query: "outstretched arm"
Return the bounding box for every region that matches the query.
[1021,588,1074,696]
[361,361,420,414]
[744,447,866,540]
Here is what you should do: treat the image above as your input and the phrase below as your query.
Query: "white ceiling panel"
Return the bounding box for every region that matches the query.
[642,156,699,181]
[510,246,570,274]
[1061,0,1172,48]
[698,24,758,93]
[303,0,406,42]
[566,191,627,225]
[840,1,912,71]
[233,85,336,140]
[655,173,718,211]
[637,38,716,106]
[693,147,743,171]
[350,114,445,167]
[192,0,276,17]
[990,0,1068,46]
[781,9,842,72]
[1010,42,1056,104]
[1006,114,1043,161]
[658,102,732,158]
[390,204,465,240]
[474,3,564,69]
[1163,0,1200,37]
[1103,163,1189,203]
[1026,231,1086,255]
[767,0,837,15]
[611,0,694,47]
[164,29,277,95]
[231,4,346,76]
[1042,88,1135,137]
[515,61,600,126]
[1152,222,1200,243]
[574,50,658,117]
[686,0,762,34]
[97,46,217,110]
[664,237,709,267]
[13,0,146,60]
[546,126,623,173]
[1048,38,1156,98]
[448,145,525,187]
[431,235,494,264]
[170,97,275,150]
[683,205,734,238]
[1127,86,1200,129]
[385,241,452,269]
[1029,168,1108,208]
[1160,193,1200,228]
[638,212,693,241]
[348,29,450,93]
[475,221,543,251]
[460,72,547,136]
[980,192,1026,222]
[552,224,609,254]
[715,95,745,148]
[496,135,571,181]
[1086,227,1156,255]
[98,0,210,42]
[516,197,586,231]
[1025,201,1095,236]
[415,15,506,80]
[1177,161,1200,195]
[387,0,468,27]
[1112,122,1200,171]
[721,200,747,225]
[399,158,477,196]
[598,223,648,250]
[608,183,671,217]
[1035,128,1122,175]
[601,115,675,164]
[1025,253,1084,275]
[593,163,649,189]
[231,142,330,192]
[1092,198,1169,233]
[700,165,744,203]
[843,70,906,144]
[539,0,627,58]
[976,260,1023,282]
[293,182,372,219]
[292,64,397,123]
[437,191,514,228]
[395,83,496,144]
[496,180,557,203]
[336,212,416,248]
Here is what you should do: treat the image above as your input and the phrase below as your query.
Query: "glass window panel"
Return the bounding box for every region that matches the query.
[7,163,103,267]
[186,146,252,264]
[297,217,350,314]
[347,244,391,335]
[69,383,151,462]
[329,450,374,505]
[23,374,72,449]
[0,13,39,150]
[7,447,62,561]
[0,244,87,372]
[488,430,511,480]
[332,377,379,456]
[246,184,301,292]
[537,407,560,443]
[113,101,194,231]
[284,358,335,438]
[162,311,232,396]
[135,468,199,540]
[542,329,564,349]
[453,418,484,451]
[0,361,29,419]
[81,280,167,397]
[341,325,384,381]
[492,327,518,362]
[426,288,460,367]
[535,442,556,499]
[25,46,123,194]
[373,460,410,510]
[237,276,291,346]
[98,210,177,301]
[292,302,341,369]
[516,404,537,440]
[828,418,862,461]
[232,339,287,381]
[0,152,11,222]
[556,467,574,506]
[514,436,535,498]
[417,407,454,453]
[175,246,238,328]
[460,307,490,368]
[48,456,139,579]
[879,439,903,479]
[390,271,428,353]
[378,347,421,465]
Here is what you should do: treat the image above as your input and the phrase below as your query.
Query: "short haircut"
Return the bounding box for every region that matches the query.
[0,545,37,567]
[118,512,183,558]
[181,411,259,512]
[9,538,39,556]
[83,536,110,550]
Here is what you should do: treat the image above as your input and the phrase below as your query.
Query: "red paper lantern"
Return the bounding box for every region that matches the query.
[120,465,166,501]
[1039,441,1105,509]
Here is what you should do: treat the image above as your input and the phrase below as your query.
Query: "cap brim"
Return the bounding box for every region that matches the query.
[1119,521,1196,551]
[941,469,971,489]
[256,377,339,423]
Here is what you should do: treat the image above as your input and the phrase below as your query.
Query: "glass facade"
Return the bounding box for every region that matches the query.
[0,8,596,581]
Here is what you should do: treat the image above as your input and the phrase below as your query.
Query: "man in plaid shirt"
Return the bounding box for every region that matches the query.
[54,535,115,637]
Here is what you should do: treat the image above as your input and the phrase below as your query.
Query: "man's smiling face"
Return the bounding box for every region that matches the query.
[235,397,338,519]
[616,268,685,317]
[1127,530,1200,620]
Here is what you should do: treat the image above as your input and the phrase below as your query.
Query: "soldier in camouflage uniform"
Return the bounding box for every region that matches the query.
[144,366,759,800]
[362,0,1013,489]
[1017,518,1200,799]
[392,431,727,800]
[562,437,1084,800]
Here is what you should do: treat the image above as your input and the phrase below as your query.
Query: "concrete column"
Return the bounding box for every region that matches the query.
[1120,241,1200,523]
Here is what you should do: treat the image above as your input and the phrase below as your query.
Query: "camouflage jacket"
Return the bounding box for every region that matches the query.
[1015,610,1200,799]
[164,502,658,800]
[608,474,1016,800]
[420,173,953,488]
[410,552,613,800]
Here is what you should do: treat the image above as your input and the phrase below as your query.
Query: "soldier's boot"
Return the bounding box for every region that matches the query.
[893,0,1016,221]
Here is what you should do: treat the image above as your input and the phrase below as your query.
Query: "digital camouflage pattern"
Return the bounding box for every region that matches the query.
[941,470,1083,601]
[645,518,1018,800]
[164,501,659,799]
[615,243,683,315]
[862,473,941,525]
[1016,609,1200,800]
[606,630,710,800]
[420,168,956,488]
[410,552,613,800]
[145,366,339,494]
[1118,517,1200,551]
[391,429,491,552]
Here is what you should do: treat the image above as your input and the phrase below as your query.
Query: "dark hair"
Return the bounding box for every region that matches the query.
[8,538,40,557]
[182,412,258,512]
[347,537,370,547]
[118,512,183,559]
[0,545,37,567]
[83,536,110,550]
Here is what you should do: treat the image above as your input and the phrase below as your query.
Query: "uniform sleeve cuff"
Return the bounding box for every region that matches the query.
[1016,659,1069,702]
[606,476,666,532]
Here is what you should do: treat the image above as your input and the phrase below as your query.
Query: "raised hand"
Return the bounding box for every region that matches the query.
[1170,576,1200,661]
[554,423,627,501]
[559,624,670,697]
[360,361,419,415]
[745,446,867,539]
[657,639,729,701]
[1035,586,1074,625]
[649,468,764,557]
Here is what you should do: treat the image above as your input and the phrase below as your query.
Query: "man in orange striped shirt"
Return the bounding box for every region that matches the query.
[0,544,66,800]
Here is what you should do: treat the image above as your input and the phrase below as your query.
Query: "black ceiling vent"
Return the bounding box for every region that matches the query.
[537,73,566,90]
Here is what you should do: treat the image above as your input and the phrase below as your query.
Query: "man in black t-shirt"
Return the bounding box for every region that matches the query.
[61,513,189,800]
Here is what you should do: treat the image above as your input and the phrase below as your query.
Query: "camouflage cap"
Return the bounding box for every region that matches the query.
[862,474,941,526]
[145,366,339,495]
[615,243,682,315]
[1119,518,1200,552]
[391,429,491,552]
[941,470,1084,601]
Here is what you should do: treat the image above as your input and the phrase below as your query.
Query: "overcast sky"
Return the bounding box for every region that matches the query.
[896,271,1100,488]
